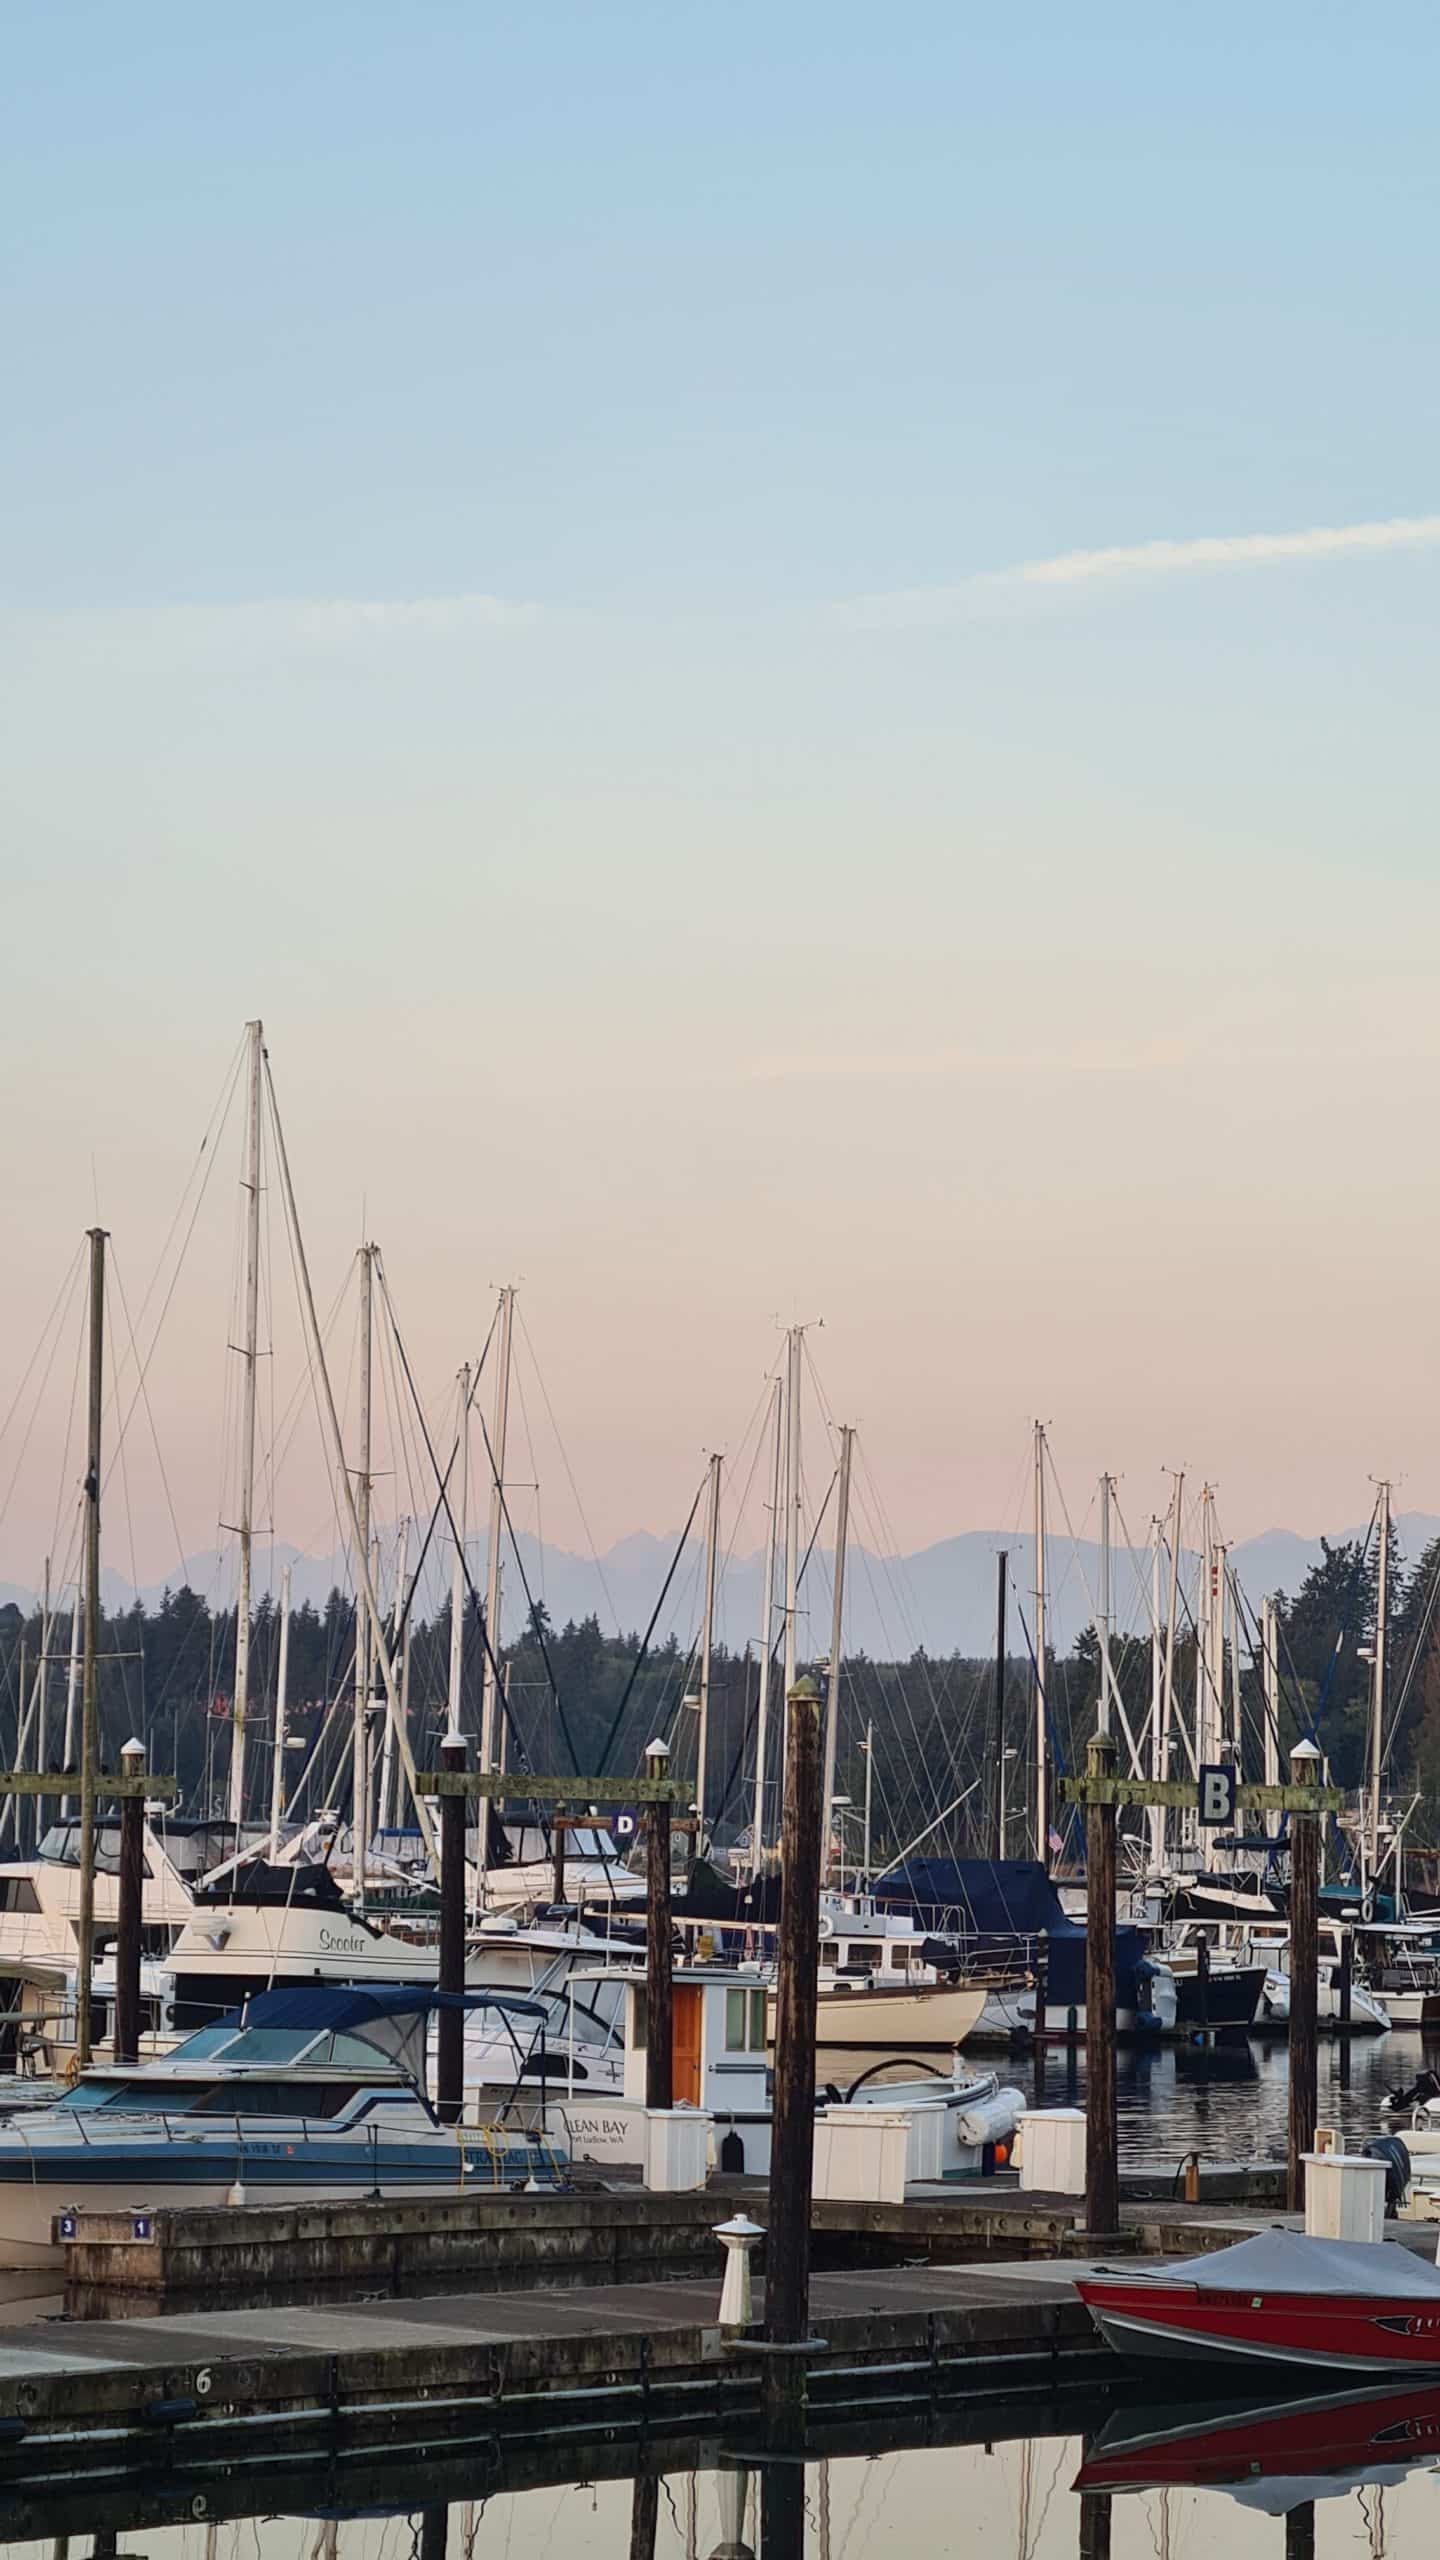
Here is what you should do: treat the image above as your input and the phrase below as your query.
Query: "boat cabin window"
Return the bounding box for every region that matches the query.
[188,2079,360,2117]
[56,2077,360,2119]
[0,1877,41,1913]
[835,1942,879,1973]
[724,1988,767,2053]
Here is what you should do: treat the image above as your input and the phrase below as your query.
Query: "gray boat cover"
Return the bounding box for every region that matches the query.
[1139,2231,1440,2298]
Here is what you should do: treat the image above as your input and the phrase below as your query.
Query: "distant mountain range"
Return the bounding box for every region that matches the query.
[4,1512,1432,1661]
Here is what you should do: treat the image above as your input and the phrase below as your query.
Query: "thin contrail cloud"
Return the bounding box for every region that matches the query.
[837,511,1440,626]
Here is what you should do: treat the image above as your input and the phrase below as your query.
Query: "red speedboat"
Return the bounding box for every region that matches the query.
[1077,2231,1440,2374]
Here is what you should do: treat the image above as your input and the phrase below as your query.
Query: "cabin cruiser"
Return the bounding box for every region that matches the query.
[165,1857,444,2030]
[0,1818,202,2070]
[550,1962,1023,2178]
[0,1983,565,2268]
[1255,1923,1391,2032]
[1353,1923,1440,2027]
[783,1896,987,2051]
[1160,1925,1269,2031]
[675,1891,990,2053]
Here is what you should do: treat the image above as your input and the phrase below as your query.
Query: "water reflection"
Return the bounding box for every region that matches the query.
[11,2386,1440,2560]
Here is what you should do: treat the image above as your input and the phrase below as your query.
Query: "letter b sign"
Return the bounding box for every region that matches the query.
[1197,1764,1236,1828]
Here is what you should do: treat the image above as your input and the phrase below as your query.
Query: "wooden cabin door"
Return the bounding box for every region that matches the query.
[672,1985,703,2106]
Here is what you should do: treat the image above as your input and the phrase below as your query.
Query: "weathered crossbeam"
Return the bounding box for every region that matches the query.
[0,1770,176,1801]
[413,1770,690,1804]
[1059,1775,1338,1813]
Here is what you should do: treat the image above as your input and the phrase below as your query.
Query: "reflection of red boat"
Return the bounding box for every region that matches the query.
[1073,2377,1440,2511]
[1077,2232,1440,2374]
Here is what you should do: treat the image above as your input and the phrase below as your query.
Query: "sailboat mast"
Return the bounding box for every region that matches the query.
[1226,1560,1242,1768]
[1195,1486,1212,1771]
[74,1224,107,2072]
[268,1561,292,1859]
[34,1557,50,1859]
[262,1054,439,1867]
[380,1518,407,1835]
[1033,1421,1048,1865]
[750,1372,784,1874]
[991,1550,1009,1860]
[446,1365,470,1737]
[1261,1592,1281,1836]
[1148,1517,1164,1871]
[695,1449,722,1839]
[781,1325,801,1700]
[479,1288,515,1788]
[1369,1478,1390,1886]
[821,1423,853,1870]
[61,1586,81,1821]
[351,1242,374,1908]
[1211,1530,1227,1763]
[229,1017,263,1831]
[1097,1472,1113,1736]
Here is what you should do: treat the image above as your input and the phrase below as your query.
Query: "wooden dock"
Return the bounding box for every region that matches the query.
[0,2259,1113,2480]
[58,2170,1289,2318]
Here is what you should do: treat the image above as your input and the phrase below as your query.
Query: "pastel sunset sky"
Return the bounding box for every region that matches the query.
[3,6,1438,1593]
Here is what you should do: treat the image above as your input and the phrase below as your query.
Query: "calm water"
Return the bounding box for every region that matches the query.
[823,2029,1436,2171]
[11,2411,1440,2560]
[1027,2030,1431,2170]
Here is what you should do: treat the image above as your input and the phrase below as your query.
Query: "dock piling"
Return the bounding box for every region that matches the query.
[764,1671,824,2432]
[629,2468,659,2560]
[1083,1730,1119,2241]
[645,1737,674,2108]
[438,1730,467,2124]
[114,1737,145,2066]
[1284,2505,1315,2560]
[1287,1739,1321,2210]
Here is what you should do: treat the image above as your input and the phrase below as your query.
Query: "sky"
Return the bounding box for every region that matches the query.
[3,4,1440,1598]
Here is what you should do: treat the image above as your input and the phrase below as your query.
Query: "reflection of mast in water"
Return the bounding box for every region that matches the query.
[685,2475,698,2560]
[420,2511,449,2560]
[1368,2485,1387,2560]
[1285,2504,1315,2560]
[310,2525,338,2560]
[1017,2440,1033,2560]
[1158,2487,1172,2560]
[818,2460,831,2560]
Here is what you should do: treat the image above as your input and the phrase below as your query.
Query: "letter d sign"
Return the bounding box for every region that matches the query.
[1197,1764,1236,1828]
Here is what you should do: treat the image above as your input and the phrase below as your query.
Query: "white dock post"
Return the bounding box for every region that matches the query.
[714,2212,764,2332]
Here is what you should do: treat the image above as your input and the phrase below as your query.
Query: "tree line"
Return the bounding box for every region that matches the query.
[1,1527,1437,1854]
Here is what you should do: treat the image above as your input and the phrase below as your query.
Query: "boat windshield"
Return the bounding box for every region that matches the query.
[160,2021,405,2074]
[38,1822,124,1874]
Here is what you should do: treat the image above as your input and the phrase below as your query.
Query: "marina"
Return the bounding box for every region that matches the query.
[6,10,1439,2538]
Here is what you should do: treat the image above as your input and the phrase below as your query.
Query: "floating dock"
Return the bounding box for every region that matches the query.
[0,2260,1112,2481]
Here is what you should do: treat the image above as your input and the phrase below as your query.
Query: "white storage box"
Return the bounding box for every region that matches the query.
[1303,2151,1386,2246]
[1016,2106,1086,2195]
[902,2104,946,2184]
[813,2106,910,2204]
[642,2107,713,2192]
